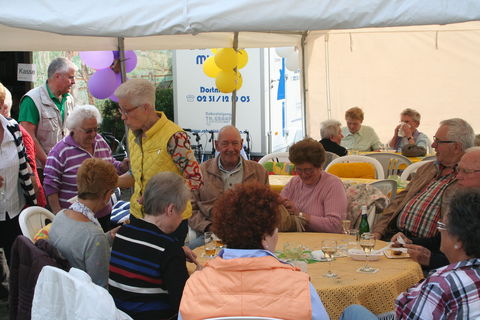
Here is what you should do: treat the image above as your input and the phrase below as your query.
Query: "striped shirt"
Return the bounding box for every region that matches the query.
[43,134,124,211]
[397,172,456,238]
[396,258,480,319]
[280,172,347,233]
[109,216,189,320]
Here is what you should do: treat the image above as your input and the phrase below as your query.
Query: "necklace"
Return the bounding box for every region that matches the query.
[69,201,101,229]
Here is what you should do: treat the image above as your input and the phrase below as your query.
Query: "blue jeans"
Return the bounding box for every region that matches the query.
[340,305,378,320]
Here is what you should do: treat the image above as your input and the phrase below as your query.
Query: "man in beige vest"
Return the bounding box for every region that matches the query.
[18,57,76,170]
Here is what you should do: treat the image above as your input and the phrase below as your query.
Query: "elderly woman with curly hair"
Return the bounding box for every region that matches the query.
[281,138,347,233]
[44,105,129,230]
[48,158,119,288]
[179,182,329,320]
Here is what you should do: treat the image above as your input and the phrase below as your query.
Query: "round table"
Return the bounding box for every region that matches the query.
[192,232,424,319]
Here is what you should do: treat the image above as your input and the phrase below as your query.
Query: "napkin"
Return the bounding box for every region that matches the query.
[311,250,325,260]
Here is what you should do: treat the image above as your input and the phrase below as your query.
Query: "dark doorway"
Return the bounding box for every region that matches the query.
[0,52,33,120]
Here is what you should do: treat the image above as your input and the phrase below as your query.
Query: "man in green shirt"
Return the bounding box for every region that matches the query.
[19,57,76,169]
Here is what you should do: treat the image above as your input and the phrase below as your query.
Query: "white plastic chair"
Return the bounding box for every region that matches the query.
[325,155,385,179]
[18,206,55,241]
[205,317,283,320]
[258,152,290,165]
[422,155,437,161]
[364,153,412,177]
[369,179,397,200]
[400,160,434,181]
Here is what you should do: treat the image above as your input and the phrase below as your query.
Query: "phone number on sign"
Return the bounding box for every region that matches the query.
[196,95,251,103]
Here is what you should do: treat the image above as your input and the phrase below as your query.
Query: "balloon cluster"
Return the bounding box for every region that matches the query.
[202,48,248,93]
[80,51,138,101]
[275,47,300,72]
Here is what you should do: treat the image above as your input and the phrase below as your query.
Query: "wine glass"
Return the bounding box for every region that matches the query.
[341,220,351,235]
[358,232,378,273]
[321,240,337,278]
[204,232,216,258]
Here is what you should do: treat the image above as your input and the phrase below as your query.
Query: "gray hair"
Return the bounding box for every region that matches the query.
[47,58,78,78]
[320,119,341,139]
[114,79,155,107]
[475,134,480,147]
[440,118,475,151]
[143,172,190,216]
[401,108,421,123]
[65,105,102,130]
[2,87,12,117]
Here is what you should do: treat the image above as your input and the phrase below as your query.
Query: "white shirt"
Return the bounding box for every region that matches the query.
[0,116,24,220]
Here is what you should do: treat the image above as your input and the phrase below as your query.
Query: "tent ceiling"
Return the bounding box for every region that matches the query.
[2,1,480,51]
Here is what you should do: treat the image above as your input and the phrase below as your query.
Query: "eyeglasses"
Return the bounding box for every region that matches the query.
[79,127,100,134]
[433,136,456,144]
[458,167,480,174]
[119,105,142,116]
[436,221,448,231]
[295,167,316,175]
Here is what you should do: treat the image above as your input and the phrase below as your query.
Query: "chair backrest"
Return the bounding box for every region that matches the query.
[364,153,412,177]
[258,152,290,165]
[18,206,55,241]
[323,151,339,169]
[400,160,434,181]
[325,155,385,179]
[369,179,397,200]
[205,317,284,320]
[422,155,437,161]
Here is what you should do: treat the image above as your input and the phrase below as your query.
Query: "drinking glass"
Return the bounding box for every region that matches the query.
[341,220,351,234]
[213,233,224,249]
[321,240,337,278]
[204,232,216,258]
[358,232,377,273]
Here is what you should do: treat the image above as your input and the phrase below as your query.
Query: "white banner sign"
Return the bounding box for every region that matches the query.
[17,63,36,82]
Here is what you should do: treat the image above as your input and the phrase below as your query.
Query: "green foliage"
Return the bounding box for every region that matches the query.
[155,87,174,121]
[99,85,174,141]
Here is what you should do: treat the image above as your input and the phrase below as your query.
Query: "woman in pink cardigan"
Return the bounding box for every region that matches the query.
[281,138,347,233]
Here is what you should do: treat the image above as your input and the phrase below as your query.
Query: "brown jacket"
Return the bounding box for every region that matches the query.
[373,161,456,239]
[189,157,268,232]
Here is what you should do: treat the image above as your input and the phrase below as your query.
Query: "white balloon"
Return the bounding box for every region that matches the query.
[285,56,300,72]
[275,47,296,58]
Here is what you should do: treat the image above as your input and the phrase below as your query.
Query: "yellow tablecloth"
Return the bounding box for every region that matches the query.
[269,175,378,193]
[191,233,424,319]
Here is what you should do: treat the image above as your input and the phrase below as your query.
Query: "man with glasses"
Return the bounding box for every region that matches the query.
[391,147,480,272]
[43,105,129,229]
[19,58,77,174]
[188,125,268,248]
[373,118,474,244]
[115,79,202,243]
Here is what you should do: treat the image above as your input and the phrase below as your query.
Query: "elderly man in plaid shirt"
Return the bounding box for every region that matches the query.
[372,118,475,241]
[341,188,480,320]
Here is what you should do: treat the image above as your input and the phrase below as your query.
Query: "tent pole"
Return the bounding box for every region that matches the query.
[231,32,239,126]
[118,37,127,82]
[300,31,308,137]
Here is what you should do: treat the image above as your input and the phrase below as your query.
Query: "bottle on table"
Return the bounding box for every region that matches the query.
[359,205,370,236]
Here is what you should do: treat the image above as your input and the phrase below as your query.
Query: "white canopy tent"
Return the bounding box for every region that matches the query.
[2,0,480,141]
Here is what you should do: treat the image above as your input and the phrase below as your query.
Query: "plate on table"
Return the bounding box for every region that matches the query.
[348,249,383,261]
[384,248,410,259]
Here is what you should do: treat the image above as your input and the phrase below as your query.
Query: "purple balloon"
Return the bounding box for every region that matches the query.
[88,68,117,99]
[109,73,127,102]
[80,51,114,70]
[112,50,138,73]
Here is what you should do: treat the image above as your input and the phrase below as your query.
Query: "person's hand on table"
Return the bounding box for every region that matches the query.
[391,232,412,247]
[403,244,431,266]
